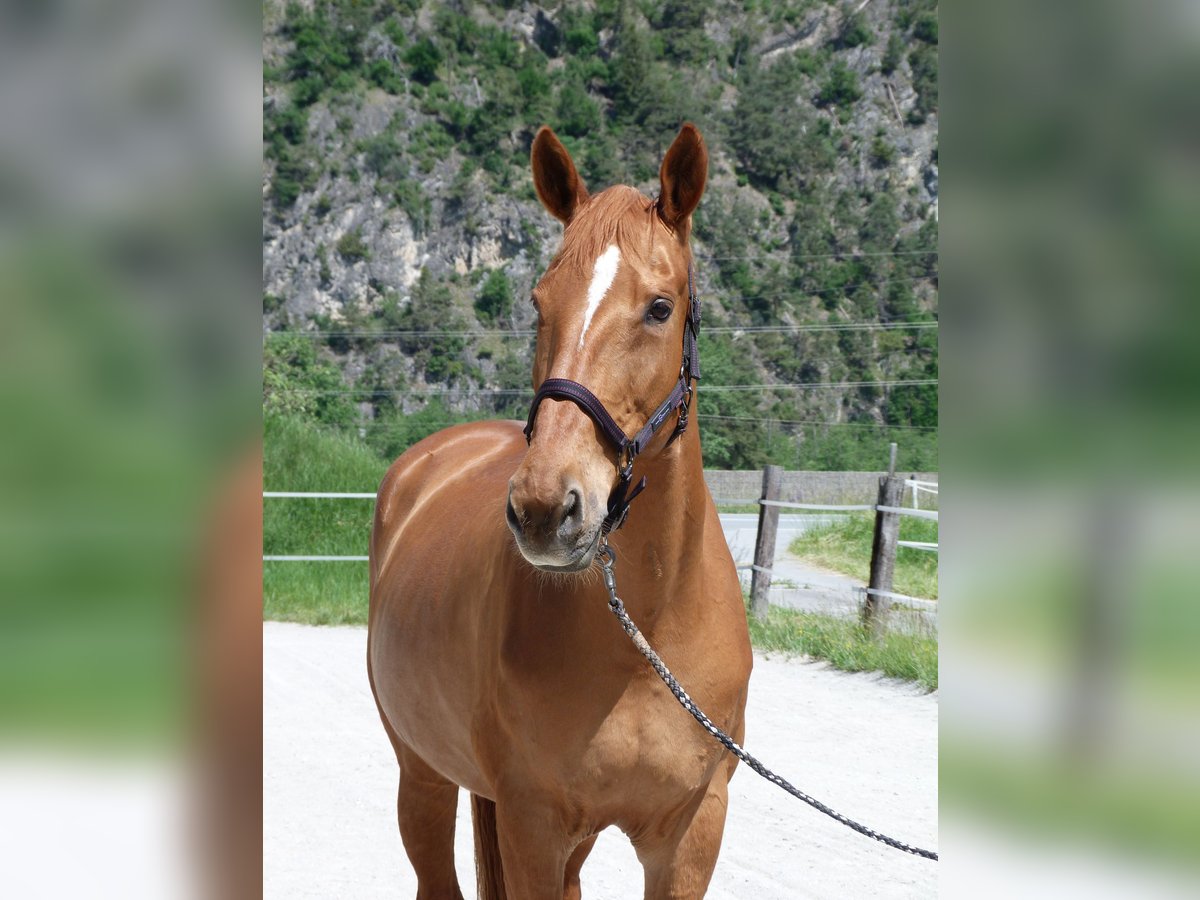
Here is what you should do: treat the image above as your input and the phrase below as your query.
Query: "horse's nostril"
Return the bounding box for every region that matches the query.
[563,488,581,523]
[505,495,521,531]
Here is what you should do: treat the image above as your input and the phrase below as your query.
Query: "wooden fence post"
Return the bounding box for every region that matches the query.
[863,471,904,636]
[750,464,782,621]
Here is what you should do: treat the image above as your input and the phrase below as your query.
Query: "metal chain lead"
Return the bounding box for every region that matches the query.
[596,544,939,862]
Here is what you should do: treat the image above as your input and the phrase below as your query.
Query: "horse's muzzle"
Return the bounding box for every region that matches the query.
[505,481,601,572]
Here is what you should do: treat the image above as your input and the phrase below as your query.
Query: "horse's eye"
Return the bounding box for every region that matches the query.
[647,299,673,323]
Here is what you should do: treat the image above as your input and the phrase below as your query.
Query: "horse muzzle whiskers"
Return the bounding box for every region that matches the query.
[505,460,610,572]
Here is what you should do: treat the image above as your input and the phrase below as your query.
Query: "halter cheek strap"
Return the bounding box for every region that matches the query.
[523,263,701,535]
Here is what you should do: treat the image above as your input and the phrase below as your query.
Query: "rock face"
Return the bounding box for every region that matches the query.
[262,0,939,469]
[263,89,554,329]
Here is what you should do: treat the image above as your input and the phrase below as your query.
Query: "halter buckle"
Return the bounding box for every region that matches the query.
[619,446,635,480]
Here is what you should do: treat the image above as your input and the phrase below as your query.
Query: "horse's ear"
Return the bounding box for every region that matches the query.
[656,123,708,233]
[531,126,589,225]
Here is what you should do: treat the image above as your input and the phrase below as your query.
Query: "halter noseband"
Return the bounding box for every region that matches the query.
[522,263,701,535]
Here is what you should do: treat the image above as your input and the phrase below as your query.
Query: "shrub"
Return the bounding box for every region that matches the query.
[881,32,903,75]
[336,228,370,262]
[557,80,601,138]
[817,62,863,110]
[262,334,356,428]
[870,133,896,168]
[394,180,430,237]
[564,25,598,56]
[271,149,317,212]
[404,38,442,85]
[728,58,836,195]
[316,244,332,286]
[831,11,872,50]
[475,269,513,323]
[366,59,403,93]
[913,12,938,45]
[908,44,938,121]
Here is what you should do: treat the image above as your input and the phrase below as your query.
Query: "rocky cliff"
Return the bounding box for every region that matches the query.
[262,0,938,470]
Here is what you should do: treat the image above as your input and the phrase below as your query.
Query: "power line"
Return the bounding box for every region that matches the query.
[722,273,939,303]
[265,320,938,340]
[709,321,937,334]
[701,380,937,392]
[697,248,937,262]
[347,415,937,433]
[697,414,937,431]
[269,379,937,396]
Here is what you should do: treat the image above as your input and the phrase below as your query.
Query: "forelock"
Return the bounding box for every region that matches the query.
[550,186,657,273]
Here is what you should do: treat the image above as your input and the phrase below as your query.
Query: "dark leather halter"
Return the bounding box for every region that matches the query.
[523,262,701,535]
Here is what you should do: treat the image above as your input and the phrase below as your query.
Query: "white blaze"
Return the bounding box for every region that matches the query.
[578,244,621,348]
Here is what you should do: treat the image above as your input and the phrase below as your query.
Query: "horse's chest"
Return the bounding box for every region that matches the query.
[525,666,733,815]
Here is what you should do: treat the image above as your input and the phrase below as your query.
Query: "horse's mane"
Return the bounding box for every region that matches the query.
[552,185,658,272]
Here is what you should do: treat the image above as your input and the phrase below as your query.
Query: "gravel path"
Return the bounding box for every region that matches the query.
[264,622,938,898]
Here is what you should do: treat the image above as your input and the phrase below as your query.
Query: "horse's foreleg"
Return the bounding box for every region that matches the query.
[395,743,465,900]
[635,778,730,900]
[494,799,574,900]
[563,832,599,900]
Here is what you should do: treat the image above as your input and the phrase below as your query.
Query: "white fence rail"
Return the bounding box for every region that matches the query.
[264,491,375,563]
[263,486,940,566]
[263,491,376,499]
[905,478,939,510]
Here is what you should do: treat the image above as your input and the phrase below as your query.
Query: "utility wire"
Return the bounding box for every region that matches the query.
[697,248,937,262]
[265,320,938,340]
[269,379,937,396]
[347,415,938,433]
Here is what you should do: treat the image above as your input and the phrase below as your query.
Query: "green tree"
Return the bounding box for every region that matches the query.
[695,332,773,469]
[557,79,602,138]
[475,269,514,324]
[728,57,834,195]
[336,227,370,262]
[609,5,655,124]
[831,11,872,50]
[913,12,938,45]
[386,269,468,385]
[908,45,938,122]
[817,62,863,112]
[881,33,903,75]
[263,334,356,428]
[657,0,711,64]
[404,37,442,85]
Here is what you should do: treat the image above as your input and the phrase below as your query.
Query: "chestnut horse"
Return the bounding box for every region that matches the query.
[368,124,752,899]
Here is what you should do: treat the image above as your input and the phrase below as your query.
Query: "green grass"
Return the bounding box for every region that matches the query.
[942,744,1200,866]
[263,415,388,623]
[747,603,939,691]
[714,502,761,514]
[264,562,371,625]
[788,512,938,600]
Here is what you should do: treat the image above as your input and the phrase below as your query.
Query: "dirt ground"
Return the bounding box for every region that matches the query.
[264,622,938,898]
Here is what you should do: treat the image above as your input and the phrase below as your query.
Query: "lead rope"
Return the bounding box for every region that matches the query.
[596,543,939,862]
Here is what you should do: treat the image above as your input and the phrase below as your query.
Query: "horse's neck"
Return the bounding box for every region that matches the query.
[610,432,710,624]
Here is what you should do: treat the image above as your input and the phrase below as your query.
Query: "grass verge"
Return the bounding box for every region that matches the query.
[747,603,938,691]
[942,744,1200,866]
[788,512,938,600]
[263,415,386,624]
[264,563,369,625]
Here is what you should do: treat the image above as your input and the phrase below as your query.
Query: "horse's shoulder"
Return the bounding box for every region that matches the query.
[374,420,525,528]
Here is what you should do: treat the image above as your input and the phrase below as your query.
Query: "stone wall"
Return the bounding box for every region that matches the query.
[702,470,939,507]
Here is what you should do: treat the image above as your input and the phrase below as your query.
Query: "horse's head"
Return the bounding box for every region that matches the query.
[506,124,708,572]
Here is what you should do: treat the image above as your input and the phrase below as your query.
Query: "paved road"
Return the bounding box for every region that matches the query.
[719,513,866,616]
[264,622,938,899]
